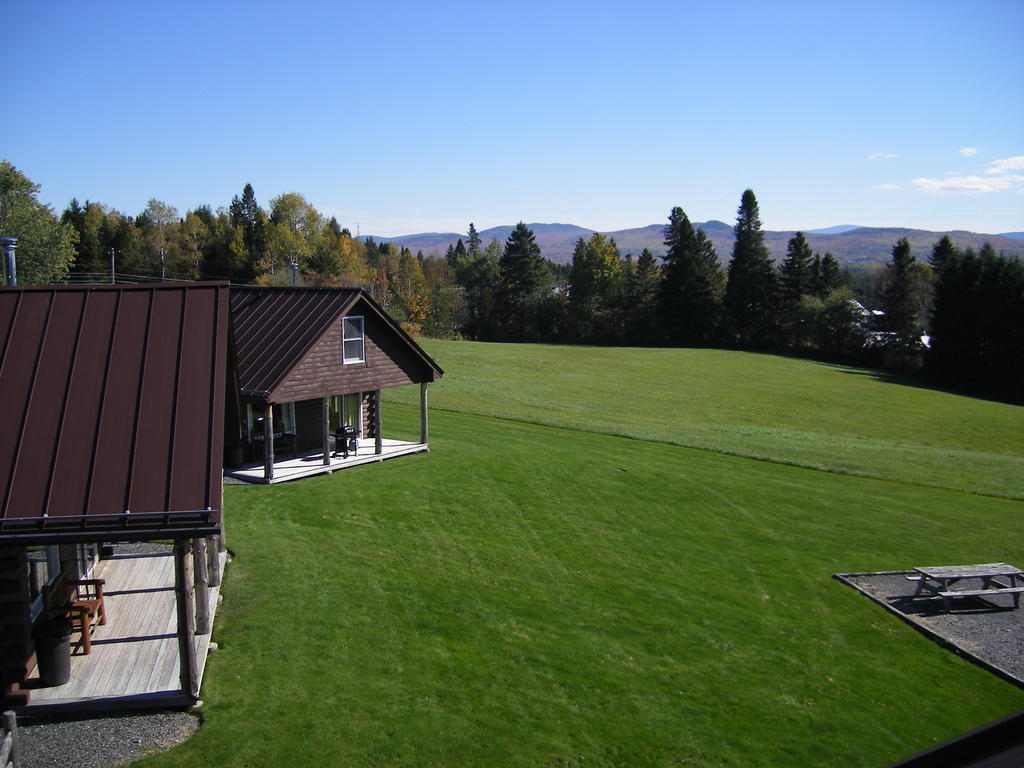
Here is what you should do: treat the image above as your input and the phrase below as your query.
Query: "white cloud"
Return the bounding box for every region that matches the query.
[868,152,898,160]
[911,174,1024,195]
[911,153,1024,195]
[874,183,900,190]
[959,147,979,157]
[985,155,1024,174]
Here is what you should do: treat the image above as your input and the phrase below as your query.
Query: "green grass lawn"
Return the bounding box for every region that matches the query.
[394,341,1024,500]
[140,343,1024,767]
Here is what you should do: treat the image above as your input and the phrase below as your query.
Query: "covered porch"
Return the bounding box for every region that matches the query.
[20,541,225,713]
[235,383,433,484]
[225,437,429,484]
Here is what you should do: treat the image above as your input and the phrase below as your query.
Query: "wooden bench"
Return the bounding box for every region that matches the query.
[937,586,1024,612]
[69,579,106,629]
[45,578,106,654]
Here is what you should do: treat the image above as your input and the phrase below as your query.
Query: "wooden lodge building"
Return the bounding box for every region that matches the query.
[0,283,230,711]
[225,286,444,484]
[0,282,440,711]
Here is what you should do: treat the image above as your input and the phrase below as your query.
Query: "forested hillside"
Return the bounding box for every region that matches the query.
[374,221,1024,265]
[2,161,1020,403]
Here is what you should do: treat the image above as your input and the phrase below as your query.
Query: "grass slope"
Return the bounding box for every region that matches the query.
[140,345,1024,767]
[396,341,1024,500]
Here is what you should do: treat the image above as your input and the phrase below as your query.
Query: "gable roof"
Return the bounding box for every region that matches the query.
[0,283,228,545]
[230,286,443,400]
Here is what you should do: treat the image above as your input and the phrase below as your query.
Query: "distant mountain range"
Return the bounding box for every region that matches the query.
[368,223,1024,267]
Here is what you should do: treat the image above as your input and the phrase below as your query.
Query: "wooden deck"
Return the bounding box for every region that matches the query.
[225,438,428,484]
[22,549,224,712]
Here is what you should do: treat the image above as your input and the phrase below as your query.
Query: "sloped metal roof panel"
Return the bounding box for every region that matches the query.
[230,287,361,398]
[0,283,228,544]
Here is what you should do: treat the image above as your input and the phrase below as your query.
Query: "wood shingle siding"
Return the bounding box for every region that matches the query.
[230,287,442,405]
[274,307,433,402]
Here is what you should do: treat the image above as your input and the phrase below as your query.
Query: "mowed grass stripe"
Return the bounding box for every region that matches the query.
[143,405,1024,768]
[395,341,1024,499]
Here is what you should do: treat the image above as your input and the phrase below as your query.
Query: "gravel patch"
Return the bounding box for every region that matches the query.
[16,710,199,768]
[109,541,173,556]
[836,570,1024,688]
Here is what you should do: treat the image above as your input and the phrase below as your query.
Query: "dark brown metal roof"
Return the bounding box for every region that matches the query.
[0,283,229,544]
[230,286,443,401]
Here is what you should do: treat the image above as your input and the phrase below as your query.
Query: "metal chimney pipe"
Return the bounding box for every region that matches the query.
[0,237,17,286]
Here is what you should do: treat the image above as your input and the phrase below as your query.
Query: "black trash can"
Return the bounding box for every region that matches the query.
[34,618,72,686]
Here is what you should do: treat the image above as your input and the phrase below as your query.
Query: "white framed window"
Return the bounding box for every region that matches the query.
[342,316,365,364]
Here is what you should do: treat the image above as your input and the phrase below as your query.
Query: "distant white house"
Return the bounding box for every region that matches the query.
[851,300,930,349]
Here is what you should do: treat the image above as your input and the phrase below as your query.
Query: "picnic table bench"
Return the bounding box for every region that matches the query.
[911,563,1024,612]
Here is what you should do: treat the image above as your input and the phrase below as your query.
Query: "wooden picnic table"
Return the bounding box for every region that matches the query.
[912,563,1024,612]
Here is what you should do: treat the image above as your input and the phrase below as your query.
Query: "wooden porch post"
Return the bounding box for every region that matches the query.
[374,389,382,455]
[206,534,221,588]
[173,539,198,699]
[322,397,331,465]
[263,404,274,482]
[420,382,428,445]
[192,538,211,635]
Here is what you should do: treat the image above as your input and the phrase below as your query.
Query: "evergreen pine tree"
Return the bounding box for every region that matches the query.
[627,247,661,345]
[467,222,482,256]
[811,252,842,298]
[879,237,924,364]
[657,207,724,347]
[723,189,777,348]
[497,222,553,341]
[929,234,959,275]
[229,183,266,278]
[779,231,814,347]
[928,243,1024,401]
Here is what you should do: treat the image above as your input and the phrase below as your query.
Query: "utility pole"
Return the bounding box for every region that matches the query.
[109,248,116,284]
[289,258,298,287]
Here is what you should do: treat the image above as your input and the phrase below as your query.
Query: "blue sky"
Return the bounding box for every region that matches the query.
[4,0,1023,237]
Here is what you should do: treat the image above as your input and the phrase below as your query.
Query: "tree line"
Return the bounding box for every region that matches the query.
[449,188,1021,402]
[1,159,1021,402]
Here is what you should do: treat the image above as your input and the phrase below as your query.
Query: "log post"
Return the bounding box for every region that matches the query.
[322,397,331,465]
[263,404,274,482]
[420,382,428,445]
[192,538,211,635]
[374,389,382,455]
[206,535,221,588]
[174,539,198,699]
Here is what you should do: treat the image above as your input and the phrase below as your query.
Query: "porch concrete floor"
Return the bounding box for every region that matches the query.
[21,549,223,713]
[225,438,428,484]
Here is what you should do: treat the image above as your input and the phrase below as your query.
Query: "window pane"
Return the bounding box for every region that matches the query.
[344,339,363,362]
[343,316,363,339]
